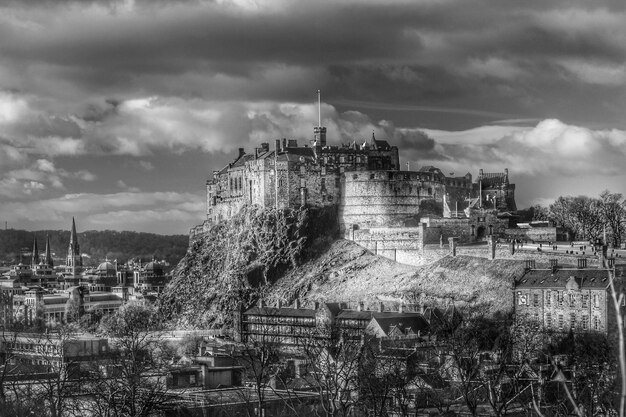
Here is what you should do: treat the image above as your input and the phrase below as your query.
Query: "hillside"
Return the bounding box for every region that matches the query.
[160,206,525,329]
[270,240,525,315]
[0,229,189,267]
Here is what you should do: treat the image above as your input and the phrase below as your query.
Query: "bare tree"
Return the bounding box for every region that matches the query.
[299,329,365,417]
[83,303,170,417]
[598,191,626,247]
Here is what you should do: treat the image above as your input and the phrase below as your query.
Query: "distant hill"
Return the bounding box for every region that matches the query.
[0,229,189,267]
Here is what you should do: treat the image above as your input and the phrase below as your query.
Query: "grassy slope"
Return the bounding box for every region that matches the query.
[268,239,526,316]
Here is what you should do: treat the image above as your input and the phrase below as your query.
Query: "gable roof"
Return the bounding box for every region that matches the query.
[516,268,612,290]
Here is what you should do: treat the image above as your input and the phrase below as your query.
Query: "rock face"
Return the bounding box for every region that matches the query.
[157,205,338,328]
[160,206,525,328]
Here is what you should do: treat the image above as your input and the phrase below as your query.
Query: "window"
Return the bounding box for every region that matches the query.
[582,294,589,308]
[546,290,551,306]
[593,316,599,330]
[582,315,589,330]
[428,187,432,196]
[593,294,600,308]
[533,293,539,306]
[558,291,564,306]
[570,313,576,329]
[569,293,574,306]
[546,313,552,328]
[320,178,326,190]
[517,292,527,305]
[558,314,564,330]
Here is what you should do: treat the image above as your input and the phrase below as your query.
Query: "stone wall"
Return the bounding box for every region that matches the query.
[504,227,562,242]
[352,227,424,265]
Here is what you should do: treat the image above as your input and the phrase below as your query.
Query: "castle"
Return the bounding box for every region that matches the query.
[194,105,521,264]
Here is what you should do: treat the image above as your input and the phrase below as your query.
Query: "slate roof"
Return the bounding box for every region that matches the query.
[370,315,429,336]
[516,268,612,290]
[243,306,316,318]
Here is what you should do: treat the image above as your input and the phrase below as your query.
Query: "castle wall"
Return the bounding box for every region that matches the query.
[352,227,423,264]
[339,171,445,235]
[504,227,561,242]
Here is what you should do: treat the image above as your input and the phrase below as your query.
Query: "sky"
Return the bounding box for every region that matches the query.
[0,0,625,235]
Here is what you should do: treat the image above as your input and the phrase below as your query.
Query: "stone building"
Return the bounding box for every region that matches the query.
[513,263,625,335]
[199,122,517,239]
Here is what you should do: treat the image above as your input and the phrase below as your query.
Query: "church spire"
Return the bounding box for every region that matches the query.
[66,217,82,275]
[70,217,78,245]
[44,234,54,268]
[31,236,40,268]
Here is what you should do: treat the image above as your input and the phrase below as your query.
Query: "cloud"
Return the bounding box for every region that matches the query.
[0,158,96,197]
[413,119,626,190]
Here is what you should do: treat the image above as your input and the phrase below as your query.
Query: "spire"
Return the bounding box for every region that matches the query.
[66,217,82,274]
[370,131,377,150]
[44,234,54,268]
[70,217,78,245]
[31,236,40,267]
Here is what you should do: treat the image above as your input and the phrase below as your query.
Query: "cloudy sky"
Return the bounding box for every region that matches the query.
[1,0,625,235]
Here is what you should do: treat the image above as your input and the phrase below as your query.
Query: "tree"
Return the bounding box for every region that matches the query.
[598,190,626,247]
[299,329,365,417]
[83,303,170,417]
[549,196,603,241]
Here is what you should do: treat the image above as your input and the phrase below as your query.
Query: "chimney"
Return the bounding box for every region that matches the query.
[288,139,298,148]
[255,148,259,159]
[378,302,384,313]
[238,148,245,158]
[258,299,265,308]
[282,138,287,152]
[275,139,281,154]
[398,303,404,314]
[294,299,301,309]
[357,301,364,311]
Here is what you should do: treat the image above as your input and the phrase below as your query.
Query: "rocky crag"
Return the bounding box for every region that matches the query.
[159,206,525,328]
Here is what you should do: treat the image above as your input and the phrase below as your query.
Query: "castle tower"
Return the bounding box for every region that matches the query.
[31,236,40,268]
[313,90,327,147]
[44,234,54,268]
[66,217,83,275]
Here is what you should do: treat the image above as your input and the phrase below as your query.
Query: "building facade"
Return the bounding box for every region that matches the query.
[514,265,625,335]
